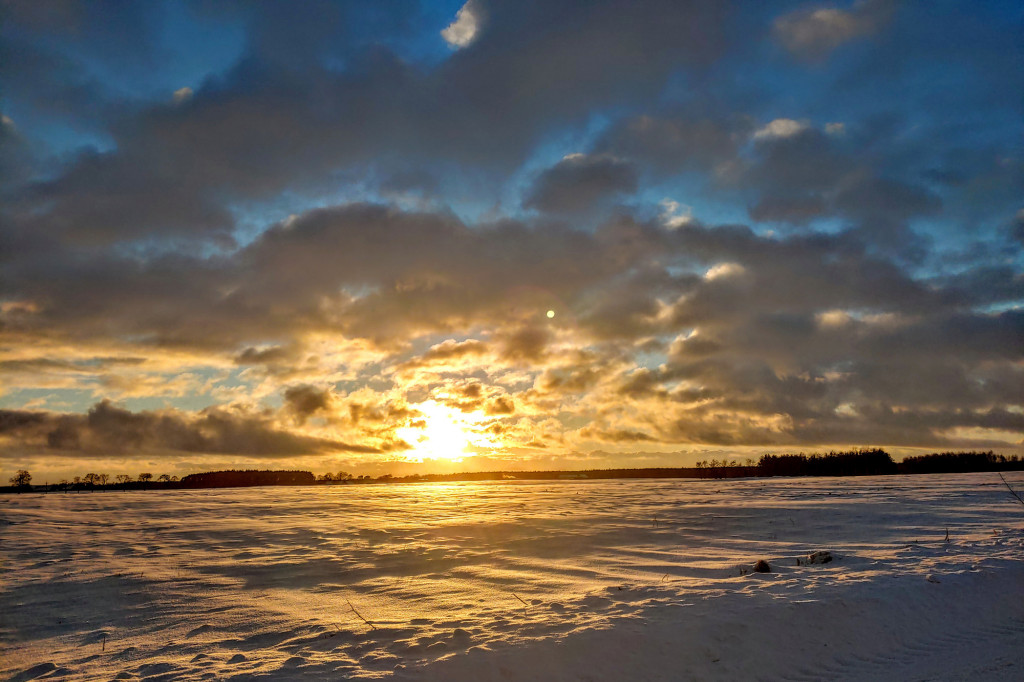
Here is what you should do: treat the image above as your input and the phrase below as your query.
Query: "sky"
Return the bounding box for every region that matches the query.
[1,0,1022,482]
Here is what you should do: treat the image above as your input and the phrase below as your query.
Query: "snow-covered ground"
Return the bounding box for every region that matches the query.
[2,473,1023,681]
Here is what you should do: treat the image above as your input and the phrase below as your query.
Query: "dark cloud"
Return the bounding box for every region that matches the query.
[0,400,378,457]
[0,2,155,132]
[3,207,1020,450]
[2,0,732,248]
[1012,212,1024,245]
[283,385,333,424]
[536,351,618,395]
[485,395,515,415]
[578,426,656,443]
[748,195,828,224]
[497,326,552,363]
[523,154,637,213]
[0,116,33,193]
[18,146,238,245]
[595,114,749,176]
[235,345,295,366]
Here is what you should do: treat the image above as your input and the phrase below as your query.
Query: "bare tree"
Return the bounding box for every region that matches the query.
[138,472,153,484]
[115,474,133,486]
[9,469,32,488]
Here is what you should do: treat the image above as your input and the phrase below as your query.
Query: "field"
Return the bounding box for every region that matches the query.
[2,473,1023,681]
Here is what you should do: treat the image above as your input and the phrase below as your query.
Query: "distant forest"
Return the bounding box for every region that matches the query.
[5,450,1023,493]
[180,470,315,488]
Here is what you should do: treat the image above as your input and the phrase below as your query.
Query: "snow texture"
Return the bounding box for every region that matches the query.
[2,473,1023,680]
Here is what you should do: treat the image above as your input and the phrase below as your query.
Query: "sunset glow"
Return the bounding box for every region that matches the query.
[0,1,1020,483]
[396,400,497,462]
[3,5,1023,682]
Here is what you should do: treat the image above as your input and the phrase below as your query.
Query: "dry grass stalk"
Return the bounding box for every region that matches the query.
[347,600,377,630]
[998,473,1024,506]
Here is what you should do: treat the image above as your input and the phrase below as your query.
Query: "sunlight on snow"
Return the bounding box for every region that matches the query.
[2,475,1023,680]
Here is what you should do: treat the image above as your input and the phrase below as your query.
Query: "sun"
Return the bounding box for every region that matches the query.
[396,400,494,461]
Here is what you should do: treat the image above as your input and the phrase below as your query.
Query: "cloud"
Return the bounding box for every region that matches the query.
[485,395,515,415]
[0,400,380,458]
[172,86,193,104]
[442,1,482,48]
[596,114,748,176]
[283,385,334,424]
[235,345,295,366]
[3,211,1022,462]
[1012,210,1024,245]
[2,0,732,249]
[825,122,846,136]
[737,120,943,257]
[1,1,1021,476]
[774,0,896,61]
[748,195,828,224]
[658,199,696,229]
[0,113,33,191]
[6,205,1019,457]
[523,154,637,214]
[497,325,552,363]
[704,262,747,281]
[753,118,809,140]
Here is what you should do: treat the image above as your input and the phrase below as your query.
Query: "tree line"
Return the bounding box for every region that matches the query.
[5,470,182,492]
[757,448,897,477]
[5,450,1023,492]
[898,450,1022,474]
[180,469,314,488]
[4,469,315,491]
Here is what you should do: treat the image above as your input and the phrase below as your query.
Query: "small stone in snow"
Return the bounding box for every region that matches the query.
[753,559,771,573]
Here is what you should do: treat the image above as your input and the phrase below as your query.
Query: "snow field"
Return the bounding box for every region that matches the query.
[2,473,1022,680]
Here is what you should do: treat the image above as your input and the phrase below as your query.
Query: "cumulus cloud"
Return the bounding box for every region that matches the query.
[704,262,746,281]
[442,1,482,48]
[659,199,696,229]
[774,0,896,61]
[753,118,809,140]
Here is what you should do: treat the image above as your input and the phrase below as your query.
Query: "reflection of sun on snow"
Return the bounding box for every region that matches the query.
[396,400,496,461]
